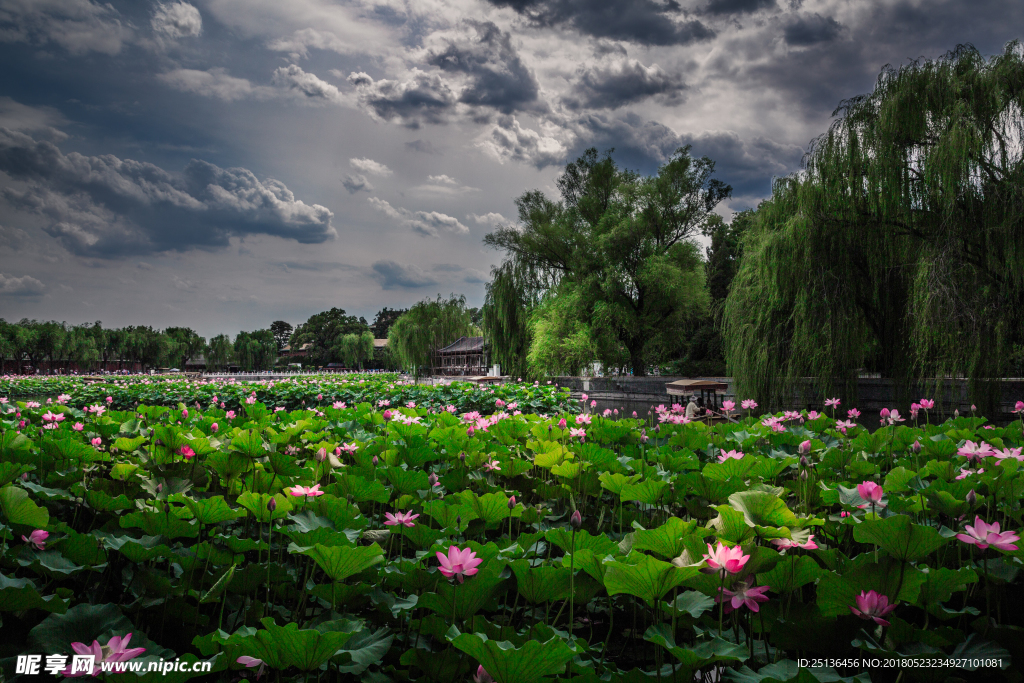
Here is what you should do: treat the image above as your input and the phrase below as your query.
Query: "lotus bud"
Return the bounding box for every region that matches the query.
[911,440,921,454]
[800,469,809,481]
[456,515,462,527]
[210,422,218,433]
[267,498,277,512]
[182,408,188,419]
[508,495,516,510]
[372,455,379,467]
[164,503,170,514]
[21,472,29,481]
[633,411,638,418]
[316,447,327,462]
[954,409,959,417]
[799,455,810,469]
[156,483,163,493]
[383,410,392,421]
[799,440,811,455]
[429,473,439,487]
[966,489,977,507]
[570,510,582,529]
[460,452,467,463]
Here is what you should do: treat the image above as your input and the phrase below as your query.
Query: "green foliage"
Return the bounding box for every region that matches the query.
[388,294,478,377]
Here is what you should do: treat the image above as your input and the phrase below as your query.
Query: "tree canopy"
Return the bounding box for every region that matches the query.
[289,308,369,366]
[484,146,729,376]
[724,42,1024,410]
[388,295,478,377]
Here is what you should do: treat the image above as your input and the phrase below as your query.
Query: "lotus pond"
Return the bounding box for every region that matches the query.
[0,387,1022,682]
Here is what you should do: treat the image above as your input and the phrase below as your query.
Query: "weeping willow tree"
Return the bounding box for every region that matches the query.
[485,147,727,376]
[335,331,375,370]
[724,42,1024,411]
[388,294,478,378]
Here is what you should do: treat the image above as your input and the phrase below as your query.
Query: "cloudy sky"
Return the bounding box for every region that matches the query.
[0,0,1020,338]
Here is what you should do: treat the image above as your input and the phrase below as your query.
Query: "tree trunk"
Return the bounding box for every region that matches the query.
[628,341,646,377]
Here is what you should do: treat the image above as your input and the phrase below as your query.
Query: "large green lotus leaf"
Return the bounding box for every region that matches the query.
[703,455,757,481]
[632,518,700,559]
[384,466,431,495]
[27,603,132,652]
[200,564,236,604]
[599,472,641,496]
[399,644,472,682]
[18,550,85,578]
[22,481,72,502]
[561,549,610,583]
[330,474,391,504]
[545,528,618,556]
[119,510,198,539]
[0,431,32,463]
[236,492,292,523]
[446,626,576,683]
[620,479,668,505]
[41,437,100,464]
[510,559,570,604]
[418,551,508,620]
[710,505,755,544]
[816,559,926,618]
[423,499,478,530]
[314,495,369,530]
[661,590,716,619]
[392,522,445,549]
[300,543,383,582]
[915,566,978,606]
[750,457,798,482]
[853,515,948,562]
[333,627,394,675]
[53,531,107,566]
[183,495,241,525]
[644,624,748,671]
[85,489,134,512]
[90,532,171,562]
[758,555,822,593]
[677,473,748,505]
[0,461,31,487]
[725,661,872,683]
[256,618,356,671]
[603,553,700,607]
[0,573,69,613]
[463,491,523,524]
[728,491,798,528]
[0,484,49,528]
[113,436,146,453]
[205,451,250,483]
[229,429,270,458]
[265,451,304,477]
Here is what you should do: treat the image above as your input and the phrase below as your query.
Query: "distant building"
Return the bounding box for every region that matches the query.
[435,336,486,376]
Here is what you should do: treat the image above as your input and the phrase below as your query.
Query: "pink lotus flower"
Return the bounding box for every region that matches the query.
[182,409,188,419]
[22,529,48,550]
[741,399,757,410]
[825,398,840,408]
[576,414,592,425]
[482,459,501,472]
[703,541,749,576]
[590,400,596,408]
[91,437,102,447]
[226,410,236,419]
[718,449,744,462]
[569,427,586,439]
[237,656,266,679]
[994,447,1024,462]
[63,633,147,677]
[836,419,856,433]
[436,545,483,583]
[722,400,735,413]
[885,409,905,425]
[245,396,256,405]
[847,408,861,419]
[289,484,324,497]
[42,411,65,423]
[179,445,196,460]
[958,441,994,462]
[557,417,567,429]
[581,393,588,401]
[718,577,770,613]
[1013,400,1024,414]
[210,422,218,433]
[856,481,885,508]
[474,665,494,683]
[339,442,358,454]
[956,516,1020,551]
[106,396,113,404]
[73,422,84,431]
[850,590,896,626]
[772,533,818,551]
[919,398,934,410]
[384,510,420,527]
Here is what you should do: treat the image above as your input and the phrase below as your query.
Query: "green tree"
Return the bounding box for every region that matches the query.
[206,334,234,371]
[724,42,1024,411]
[388,295,477,378]
[269,321,293,351]
[370,308,407,339]
[526,289,598,376]
[234,330,277,371]
[164,327,206,369]
[485,147,727,376]
[290,309,369,366]
[335,331,375,370]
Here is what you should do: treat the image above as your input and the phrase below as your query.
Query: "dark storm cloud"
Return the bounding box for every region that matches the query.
[0,127,335,257]
[485,0,715,47]
[569,111,685,173]
[427,21,542,114]
[703,0,775,15]
[371,260,438,289]
[566,58,686,109]
[783,13,843,46]
[679,130,804,197]
[348,70,457,127]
